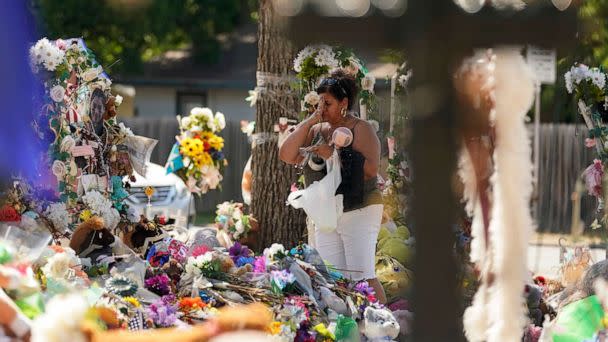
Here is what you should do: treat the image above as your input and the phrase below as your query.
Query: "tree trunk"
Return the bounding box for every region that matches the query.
[251,0,306,251]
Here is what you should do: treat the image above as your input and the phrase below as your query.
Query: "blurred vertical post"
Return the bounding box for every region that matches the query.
[0,1,41,188]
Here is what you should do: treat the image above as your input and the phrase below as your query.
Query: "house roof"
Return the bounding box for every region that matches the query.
[116,23,397,90]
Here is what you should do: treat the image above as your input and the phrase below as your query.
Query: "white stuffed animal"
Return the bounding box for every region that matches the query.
[363,306,401,341]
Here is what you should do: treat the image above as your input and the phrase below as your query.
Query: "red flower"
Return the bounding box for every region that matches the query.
[0,205,21,222]
[158,216,166,225]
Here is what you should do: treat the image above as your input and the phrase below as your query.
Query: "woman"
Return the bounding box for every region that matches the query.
[279,70,386,303]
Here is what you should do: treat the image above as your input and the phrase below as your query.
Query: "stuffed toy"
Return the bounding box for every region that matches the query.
[363,306,401,341]
[70,216,116,263]
[375,255,412,303]
[525,284,543,326]
[376,226,412,268]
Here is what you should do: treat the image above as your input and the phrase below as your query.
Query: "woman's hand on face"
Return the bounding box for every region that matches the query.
[306,143,334,160]
[311,96,326,124]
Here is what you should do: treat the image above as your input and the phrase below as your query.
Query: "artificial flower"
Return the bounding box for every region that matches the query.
[0,205,21,222]
[49,85,65,103]
[123,296,141,308]
[584,159,604,197]
[361,74,376,92]
[60,135,76,152]
[45,202,70,232]
[304,91,320,106]
[146,295,178,328]
[114,94,123,106]
[145,273,172,296]
[51,160,66,178]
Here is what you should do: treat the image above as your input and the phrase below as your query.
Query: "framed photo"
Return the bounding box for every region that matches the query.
[89,88,106,137]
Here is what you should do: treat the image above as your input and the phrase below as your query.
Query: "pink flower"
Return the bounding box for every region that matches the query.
[55,39,66,50]
[290,183,299,192]
[584,159,604,197]
[191,245,210,257]
[585,138,597,148]
[253,256,267,273]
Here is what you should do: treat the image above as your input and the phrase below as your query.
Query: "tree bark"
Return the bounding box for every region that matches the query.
[251,0,306,251]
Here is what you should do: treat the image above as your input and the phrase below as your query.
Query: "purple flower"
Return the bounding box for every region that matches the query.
[145,273,172,296]
[271,270,296,290]
[146,295,178,327]
[228,242,252,264]
[584,159,604,197]
[354,281,376,298]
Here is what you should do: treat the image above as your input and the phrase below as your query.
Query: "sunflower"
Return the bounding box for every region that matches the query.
[180,137,204,159]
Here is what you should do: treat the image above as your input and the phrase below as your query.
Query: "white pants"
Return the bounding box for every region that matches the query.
[315,204,383,281]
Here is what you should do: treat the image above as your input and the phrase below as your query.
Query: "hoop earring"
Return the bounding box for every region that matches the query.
[341,107,347,117]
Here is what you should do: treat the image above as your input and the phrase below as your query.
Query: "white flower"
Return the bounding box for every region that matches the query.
[203,166,222,190]
[41,252,75,279]
[235,220,245,234]
[190,107,213,122]
[232,208,243,221]
[82,190,113,217]
[114,94,123,106]
[181,116,193,129]
[591,69,606,90]
[51,160,66,179]
[31,293,89,342]
[60,136,76,152]
[293,46,315,72]
[246,89,259,107]
[217,201,233,216]
[398,70,413,88]
[29,38,65,72]
[215,112,226,130]
[241,121,255,136]
[361,74,376,92]
[44,202,70,232]
[118,122,134,138]
[50,85,65,103]
[185,252,214,275]
[304,91,320,106]
[82,66,102,82]
[314,46,339,69]
[264,243,285,261]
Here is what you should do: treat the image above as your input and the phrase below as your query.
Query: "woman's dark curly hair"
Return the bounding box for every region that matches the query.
[316,70,359,110]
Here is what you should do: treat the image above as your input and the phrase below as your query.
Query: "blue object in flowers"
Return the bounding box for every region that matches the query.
[111,176,129,210]
[198,290,217,305]
[217,215,228,225]
[236,256,255,267]
[212,150,224,161]
[165,143,184,174]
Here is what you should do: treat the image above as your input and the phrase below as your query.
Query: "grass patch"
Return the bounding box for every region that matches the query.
[194,211,215,226]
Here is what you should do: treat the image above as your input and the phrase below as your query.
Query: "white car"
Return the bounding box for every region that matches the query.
[124,162,195,227]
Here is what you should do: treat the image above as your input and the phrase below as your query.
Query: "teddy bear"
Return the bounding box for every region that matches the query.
[363,306,401,341]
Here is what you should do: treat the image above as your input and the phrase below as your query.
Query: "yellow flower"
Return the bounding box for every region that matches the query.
[80,209,92,222]
[180,138,204,159]
[200,152,213,166]
[269,321,283,335]
[208,135,224,151]
[123,296,140,308]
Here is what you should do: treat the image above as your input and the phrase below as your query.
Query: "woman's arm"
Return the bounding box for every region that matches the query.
[352,120,380,179]
[279,110,322,165]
